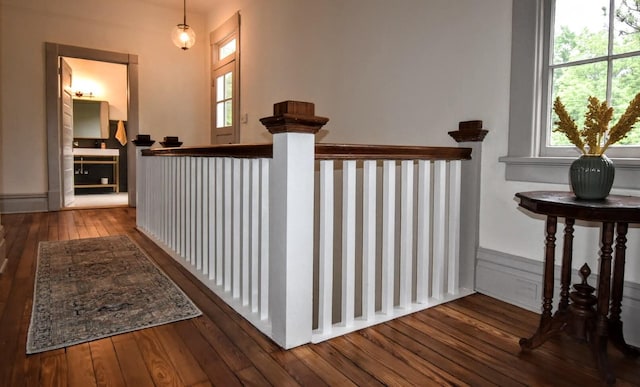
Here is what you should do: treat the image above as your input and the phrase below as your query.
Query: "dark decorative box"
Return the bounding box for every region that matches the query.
[160,136,183,148]
[132,134,155,147]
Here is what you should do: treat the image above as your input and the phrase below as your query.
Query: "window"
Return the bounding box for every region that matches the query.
[543,0,640,157]
[501,0,640,189]
[219,38,237,61]
[216,70,233,128]
[211,13,240,144]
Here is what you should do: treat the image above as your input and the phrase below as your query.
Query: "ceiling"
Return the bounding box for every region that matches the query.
[139,0,223,13]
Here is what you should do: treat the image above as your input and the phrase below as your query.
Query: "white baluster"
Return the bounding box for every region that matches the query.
[195,157,207,274]
[318,160,334,334]
[399,160,414,308]
[447,160,461,294]
[160,157,166,242]
[342,160,356,327]
[432,160,447,299]
[224,157,233,291]
[416,160,431,303]
[177,157,184,258]
[361,160,377,321]
[259,158,270,320]
[147,157,153,235]
[242,158,250,305]
[185,157,192,263]
[199,158,206,270]
[165,157,171,248]
[205,157,216,280]
[167,157,173,245]
[216,158,224,286]
[381,160,396,314]
[250,158,260,312]
[194,157,202,269]
[233,158,242,298]
[146,157,153,235]
[171,157,177,251]
[141,155,148,231]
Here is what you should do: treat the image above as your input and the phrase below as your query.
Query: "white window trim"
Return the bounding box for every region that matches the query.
[500,0,640,190]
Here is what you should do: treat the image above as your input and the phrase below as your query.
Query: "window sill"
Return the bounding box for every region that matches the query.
[499,156,640,190]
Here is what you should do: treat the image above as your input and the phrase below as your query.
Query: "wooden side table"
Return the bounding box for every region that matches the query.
[515,191,640,385]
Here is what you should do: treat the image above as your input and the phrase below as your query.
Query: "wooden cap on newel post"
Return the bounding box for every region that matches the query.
[447,120,488,143]
[259,101,329,135]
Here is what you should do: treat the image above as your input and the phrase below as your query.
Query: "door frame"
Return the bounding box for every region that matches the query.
[45,43,139,211]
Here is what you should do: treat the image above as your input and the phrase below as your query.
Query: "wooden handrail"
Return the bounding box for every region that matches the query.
[141,101,475,161]
[141,143,273,158]
[141,143,471,161]
[315,144,471,160]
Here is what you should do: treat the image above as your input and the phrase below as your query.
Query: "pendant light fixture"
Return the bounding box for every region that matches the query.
[171,0,196,50]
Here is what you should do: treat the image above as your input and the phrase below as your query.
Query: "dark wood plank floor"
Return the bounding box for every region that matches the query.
[0,208,638,386]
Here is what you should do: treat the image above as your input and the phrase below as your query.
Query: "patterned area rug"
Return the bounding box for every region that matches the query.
[27,235,202,354]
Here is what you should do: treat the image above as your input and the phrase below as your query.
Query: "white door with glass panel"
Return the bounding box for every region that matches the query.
[213,61,235,143]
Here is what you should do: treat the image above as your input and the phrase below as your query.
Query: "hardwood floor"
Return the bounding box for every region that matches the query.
[0,208,638,386]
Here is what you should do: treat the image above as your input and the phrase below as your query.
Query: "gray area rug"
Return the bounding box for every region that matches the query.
[27,235,202,354]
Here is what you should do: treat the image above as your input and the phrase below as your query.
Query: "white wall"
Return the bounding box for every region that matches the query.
[206,0,640,284]
[209,0,512,146]
[64,57,128,121]
[2,0,637,284]
[0,0,210,195]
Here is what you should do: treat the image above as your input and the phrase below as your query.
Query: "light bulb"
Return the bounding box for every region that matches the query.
[171,24,196,50]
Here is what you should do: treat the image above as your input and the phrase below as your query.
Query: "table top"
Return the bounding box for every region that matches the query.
[516,191,640,222]
[72,148,120,157]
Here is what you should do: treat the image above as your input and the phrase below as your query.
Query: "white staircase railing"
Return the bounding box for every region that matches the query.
[137,146,273,339]
[136,101,484,349]
[311,156,466,342]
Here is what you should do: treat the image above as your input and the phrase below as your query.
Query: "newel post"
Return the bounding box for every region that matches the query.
[260,101,329,348]
[133,135,155,229]
[448,121,488,291]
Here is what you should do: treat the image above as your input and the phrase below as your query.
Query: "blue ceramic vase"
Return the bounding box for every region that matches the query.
[569,155,615,200]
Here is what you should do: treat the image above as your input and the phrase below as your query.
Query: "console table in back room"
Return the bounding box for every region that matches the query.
[515,191,640,385]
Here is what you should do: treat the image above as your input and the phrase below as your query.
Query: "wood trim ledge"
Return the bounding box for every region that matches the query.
[141,143,472,161]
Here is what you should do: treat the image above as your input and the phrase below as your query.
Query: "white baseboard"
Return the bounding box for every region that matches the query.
[0,193,49,213]
[476,246,640,347]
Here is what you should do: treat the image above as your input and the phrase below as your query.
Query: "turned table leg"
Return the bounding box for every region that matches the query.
[559,218,575,313]
[593,222,615,384]
[520,215,563,350]
[609,222,640,357]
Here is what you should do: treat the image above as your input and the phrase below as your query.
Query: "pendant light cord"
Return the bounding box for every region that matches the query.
[183,0,187,26]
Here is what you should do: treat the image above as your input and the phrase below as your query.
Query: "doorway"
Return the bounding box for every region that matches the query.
[62,57,128,208]
[45,43,139,211]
